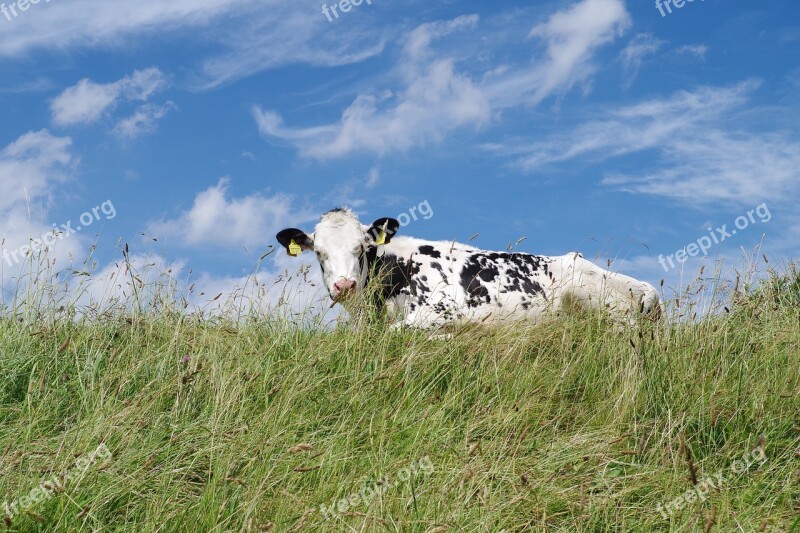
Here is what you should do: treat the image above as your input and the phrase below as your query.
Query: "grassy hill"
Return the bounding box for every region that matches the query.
[0,267,798,531]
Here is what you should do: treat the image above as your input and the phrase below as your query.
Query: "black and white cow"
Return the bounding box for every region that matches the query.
[276,208,662,329]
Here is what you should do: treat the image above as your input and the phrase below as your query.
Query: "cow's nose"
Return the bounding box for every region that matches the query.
[333,279,356,296]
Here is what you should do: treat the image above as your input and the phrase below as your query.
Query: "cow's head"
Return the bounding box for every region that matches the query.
[276,208,400,301]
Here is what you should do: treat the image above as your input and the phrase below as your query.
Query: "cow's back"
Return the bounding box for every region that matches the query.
[381,238,562,326]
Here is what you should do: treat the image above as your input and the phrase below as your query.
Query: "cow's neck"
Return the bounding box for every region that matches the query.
[365,237,421,305]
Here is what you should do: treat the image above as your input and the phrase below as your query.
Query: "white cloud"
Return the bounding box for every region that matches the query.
[676,44,708,58]
[486,0,631,107]
[62,251,337,323]
[0,0,256,57]
[51,68,168,127]
[493,81,753,169]
[0,0,386,89]
[113,102,176,139]
[0,130,86,270]
[255,14,490,159]
[51,79,120,126]
[0,130,73,215]
[526,0,630,99]
[147,178,317,249]
[194,1,387,90]
[603,130,800,205]
[620,33,665,87]
[366,166,380,189]
[404,14,480,61]
[488,80,800,207]
[255,0,631,160]
[184,254,336,320]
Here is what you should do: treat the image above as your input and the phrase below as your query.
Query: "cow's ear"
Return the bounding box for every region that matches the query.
[367,218,400,245]
[276,228,313,257]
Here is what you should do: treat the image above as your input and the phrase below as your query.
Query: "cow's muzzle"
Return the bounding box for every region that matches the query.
[332,279,357,300]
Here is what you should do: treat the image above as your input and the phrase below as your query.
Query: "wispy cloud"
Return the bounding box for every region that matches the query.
[113,102,176,139]
[603,129,800,205]
[676,44,708,58]
[620,33,665,88]
[147,178,317,249]
[255,0,631,160]
[0,76,55,94]
[0,0,388,90]
[487,81,754,169]
[365,166,380,189]
[486,0,631,107]
[51,68,168,127]
[488,79,800,206]
[254,15,490,159]
[0,0,256,57]
[194,1,387,89]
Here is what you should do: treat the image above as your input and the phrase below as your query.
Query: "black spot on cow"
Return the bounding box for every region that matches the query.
[362,249,420,307]
[478,266,498,283]
[520,277,544,296]
[418,245,441,259]
[415,275,430,296]
[460,257,493,308]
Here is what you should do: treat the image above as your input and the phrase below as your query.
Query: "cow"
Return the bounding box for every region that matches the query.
[276,208,662,329]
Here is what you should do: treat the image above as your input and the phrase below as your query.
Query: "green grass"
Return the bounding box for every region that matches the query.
[0,262,799,531]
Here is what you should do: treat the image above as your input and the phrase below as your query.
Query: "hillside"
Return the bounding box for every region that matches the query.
[1,272,799,531]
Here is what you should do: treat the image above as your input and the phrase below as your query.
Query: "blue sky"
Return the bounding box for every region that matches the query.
[1,0,798,312]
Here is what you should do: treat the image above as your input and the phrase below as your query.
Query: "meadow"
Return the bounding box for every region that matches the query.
[0,256,798,531]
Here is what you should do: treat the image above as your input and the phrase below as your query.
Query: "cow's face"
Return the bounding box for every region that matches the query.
[276,209,399,301]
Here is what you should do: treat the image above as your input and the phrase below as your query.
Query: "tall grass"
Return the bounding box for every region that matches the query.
[0,249,798,531]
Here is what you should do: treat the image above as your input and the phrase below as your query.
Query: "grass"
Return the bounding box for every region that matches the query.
[0,256,798,531]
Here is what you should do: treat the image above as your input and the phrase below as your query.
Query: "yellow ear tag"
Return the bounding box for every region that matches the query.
[288,240,302,256]
[375,230,386,246]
